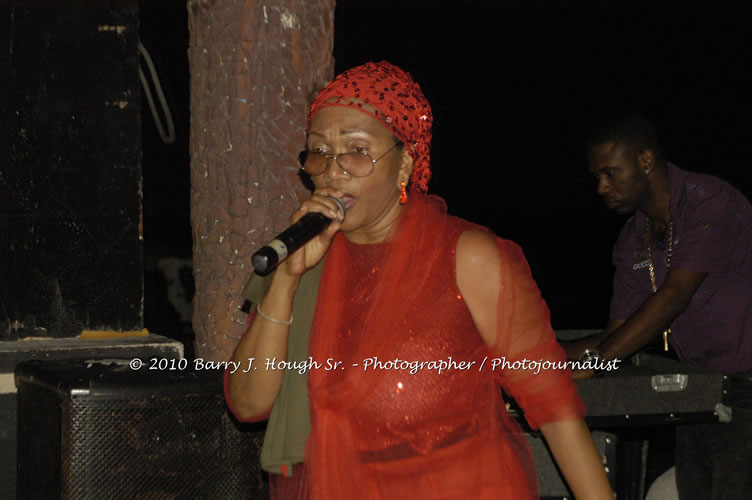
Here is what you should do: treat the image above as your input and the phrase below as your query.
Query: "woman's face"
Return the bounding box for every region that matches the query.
[307,106,413,244]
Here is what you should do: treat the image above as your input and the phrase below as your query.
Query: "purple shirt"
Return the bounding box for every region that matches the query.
[610,163,752,373]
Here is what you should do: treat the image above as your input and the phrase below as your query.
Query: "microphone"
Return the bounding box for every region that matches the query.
[251,197,346,276]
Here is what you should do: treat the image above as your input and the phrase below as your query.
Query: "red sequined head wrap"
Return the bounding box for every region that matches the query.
[307,61,433,193]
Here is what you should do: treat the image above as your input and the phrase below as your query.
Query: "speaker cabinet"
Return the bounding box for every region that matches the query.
[16,359,267,499]
[527,430,617,499]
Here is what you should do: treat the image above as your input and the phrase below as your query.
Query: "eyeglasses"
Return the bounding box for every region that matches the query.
[299,142,401,178]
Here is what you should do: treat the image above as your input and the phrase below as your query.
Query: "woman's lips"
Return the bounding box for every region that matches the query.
[340,194,357,210]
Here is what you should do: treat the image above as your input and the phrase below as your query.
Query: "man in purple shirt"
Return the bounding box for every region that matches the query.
[607,154,752,374]
[570,115,752,498]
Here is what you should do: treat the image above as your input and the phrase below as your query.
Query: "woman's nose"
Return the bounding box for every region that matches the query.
[324,155,350,181]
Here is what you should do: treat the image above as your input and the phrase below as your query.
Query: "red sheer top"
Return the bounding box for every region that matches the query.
[295,194,584,499]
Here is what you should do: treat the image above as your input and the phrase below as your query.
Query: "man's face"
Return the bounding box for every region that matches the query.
[588,141,649,214]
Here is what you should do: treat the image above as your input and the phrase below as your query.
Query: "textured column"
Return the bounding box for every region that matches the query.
[188,0,335,360]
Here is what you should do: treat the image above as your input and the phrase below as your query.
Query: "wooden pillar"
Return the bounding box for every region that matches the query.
[188,0,335,360]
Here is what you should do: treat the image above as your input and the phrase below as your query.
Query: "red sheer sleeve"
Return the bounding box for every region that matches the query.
[490,239,586,429]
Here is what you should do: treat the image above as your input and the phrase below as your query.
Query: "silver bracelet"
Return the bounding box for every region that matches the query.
[255,304,293,326]
[578,349,600,363]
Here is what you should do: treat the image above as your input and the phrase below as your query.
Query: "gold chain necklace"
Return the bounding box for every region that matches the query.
[645,218,673,351]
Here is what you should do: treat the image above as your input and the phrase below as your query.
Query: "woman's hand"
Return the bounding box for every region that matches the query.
[278,188,346,277]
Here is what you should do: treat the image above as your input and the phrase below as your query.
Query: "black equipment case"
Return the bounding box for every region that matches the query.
[15,358,267,500]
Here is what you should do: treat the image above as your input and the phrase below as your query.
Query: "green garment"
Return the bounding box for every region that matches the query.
[241,260,324,476]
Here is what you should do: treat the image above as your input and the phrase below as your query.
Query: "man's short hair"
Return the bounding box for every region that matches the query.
[586,114,663,162]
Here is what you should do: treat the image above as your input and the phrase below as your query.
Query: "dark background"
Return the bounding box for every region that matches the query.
[1,1,143,339]
[140,1,752,343]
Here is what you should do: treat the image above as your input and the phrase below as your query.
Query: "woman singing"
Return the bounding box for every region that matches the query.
[226,61,613,499]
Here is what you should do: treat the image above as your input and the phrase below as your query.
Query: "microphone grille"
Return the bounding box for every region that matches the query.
[330,196,346,215]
